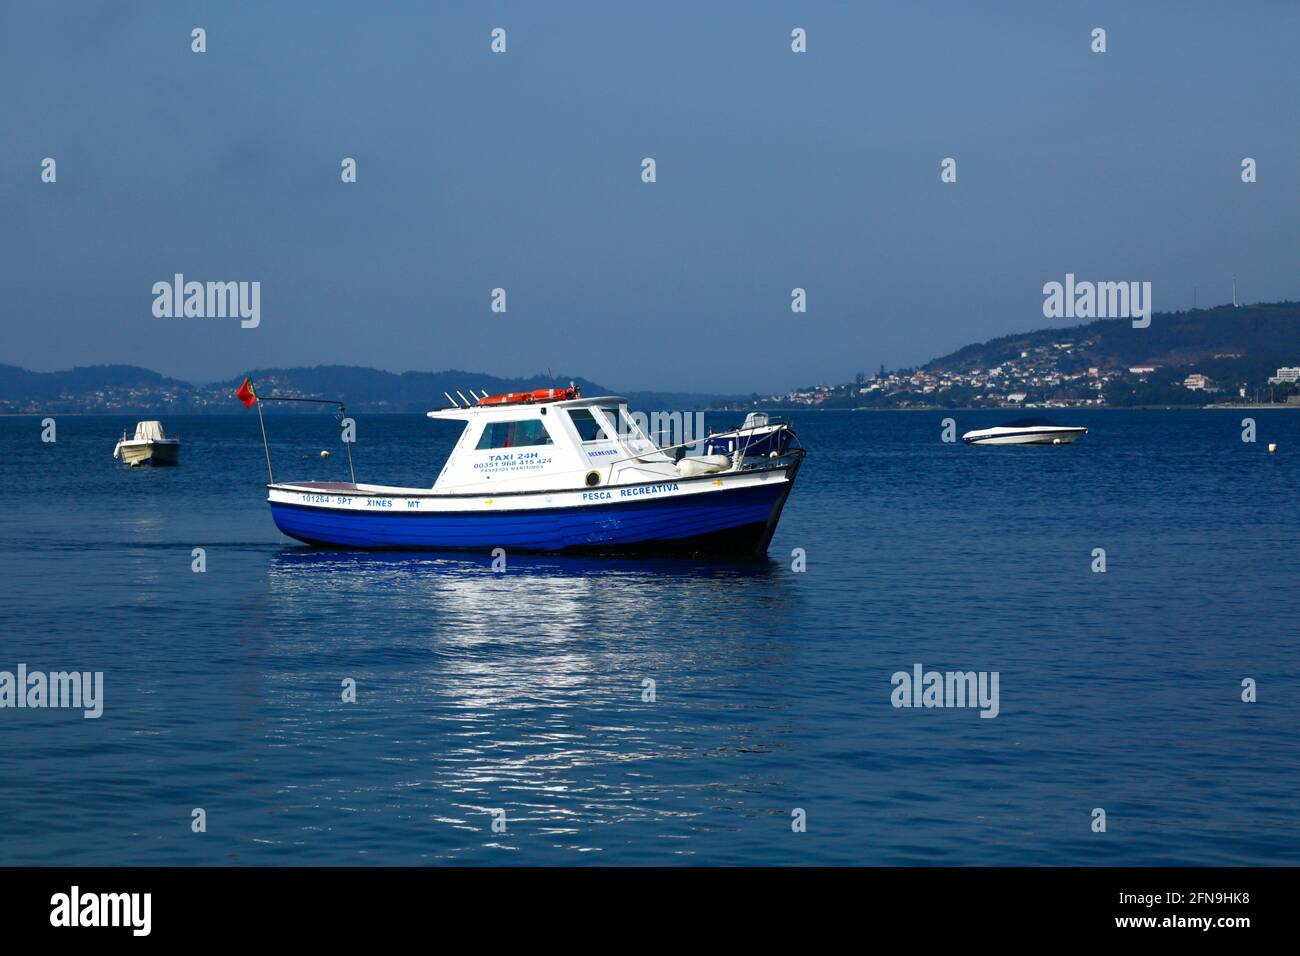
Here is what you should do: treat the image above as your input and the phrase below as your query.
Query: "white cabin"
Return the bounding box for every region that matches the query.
[133,420,169,442]
[427,395,684,494]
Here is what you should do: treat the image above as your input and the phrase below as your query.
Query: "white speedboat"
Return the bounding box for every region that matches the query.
[113,420,181,465]
[257,387,804,555]
[962,418,1087,446]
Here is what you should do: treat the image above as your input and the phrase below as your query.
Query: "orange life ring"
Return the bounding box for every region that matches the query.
[477,387,578,406]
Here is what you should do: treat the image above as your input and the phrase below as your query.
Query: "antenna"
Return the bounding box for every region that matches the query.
[455,389,471,406]
[443,391,458,407]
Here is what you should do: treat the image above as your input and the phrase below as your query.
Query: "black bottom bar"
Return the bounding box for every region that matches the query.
[0,866,1284,940]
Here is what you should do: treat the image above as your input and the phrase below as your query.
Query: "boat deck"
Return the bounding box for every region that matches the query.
[279,481,361,492]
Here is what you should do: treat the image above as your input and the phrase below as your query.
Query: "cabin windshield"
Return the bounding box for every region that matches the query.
[476,419,554,450]
[567,408,611,443]
[1002,418,1056,428]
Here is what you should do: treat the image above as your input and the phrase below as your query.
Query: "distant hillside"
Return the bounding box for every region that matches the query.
[0,363,194,400]
[12,302,1298,415]
[928,302,1300,375]
[751,299,1300,410]
[0,363,747,414]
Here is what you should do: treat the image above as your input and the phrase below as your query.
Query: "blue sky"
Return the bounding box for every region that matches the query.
[2,1,1297,393]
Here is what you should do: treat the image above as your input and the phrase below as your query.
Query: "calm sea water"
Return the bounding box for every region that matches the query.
[1,408,1297,866]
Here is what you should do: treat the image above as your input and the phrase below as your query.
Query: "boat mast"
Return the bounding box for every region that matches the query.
[256,397,273,483]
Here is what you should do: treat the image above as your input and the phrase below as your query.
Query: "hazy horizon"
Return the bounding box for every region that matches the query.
[3,1,1298,392]
[5,293,1291,394]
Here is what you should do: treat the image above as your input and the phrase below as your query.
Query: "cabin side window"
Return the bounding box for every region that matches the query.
[567,408,610,443]
[475,419,554,450]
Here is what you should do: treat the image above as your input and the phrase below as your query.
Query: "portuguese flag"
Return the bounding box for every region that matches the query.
[235,377,257,408]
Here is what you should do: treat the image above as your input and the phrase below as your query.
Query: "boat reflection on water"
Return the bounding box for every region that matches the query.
[264,547,795,659]
[267,547,790,613]
[260,549,803,859]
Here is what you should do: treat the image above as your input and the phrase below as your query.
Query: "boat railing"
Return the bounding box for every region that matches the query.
[122,430,182,441]
[250,396,356,485]
[692,418,793,463]
[597,421,803,481]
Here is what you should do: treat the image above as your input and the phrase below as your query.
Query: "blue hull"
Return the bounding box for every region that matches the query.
[269,479,795,555]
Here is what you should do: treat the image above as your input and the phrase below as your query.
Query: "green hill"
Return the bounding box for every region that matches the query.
[929,302,1300,375]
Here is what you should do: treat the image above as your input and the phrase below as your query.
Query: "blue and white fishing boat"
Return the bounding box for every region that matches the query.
[258,388,804,556]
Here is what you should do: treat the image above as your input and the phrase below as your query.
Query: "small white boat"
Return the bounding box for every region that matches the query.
[962,418,1087,446]
[113,420,181,466]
